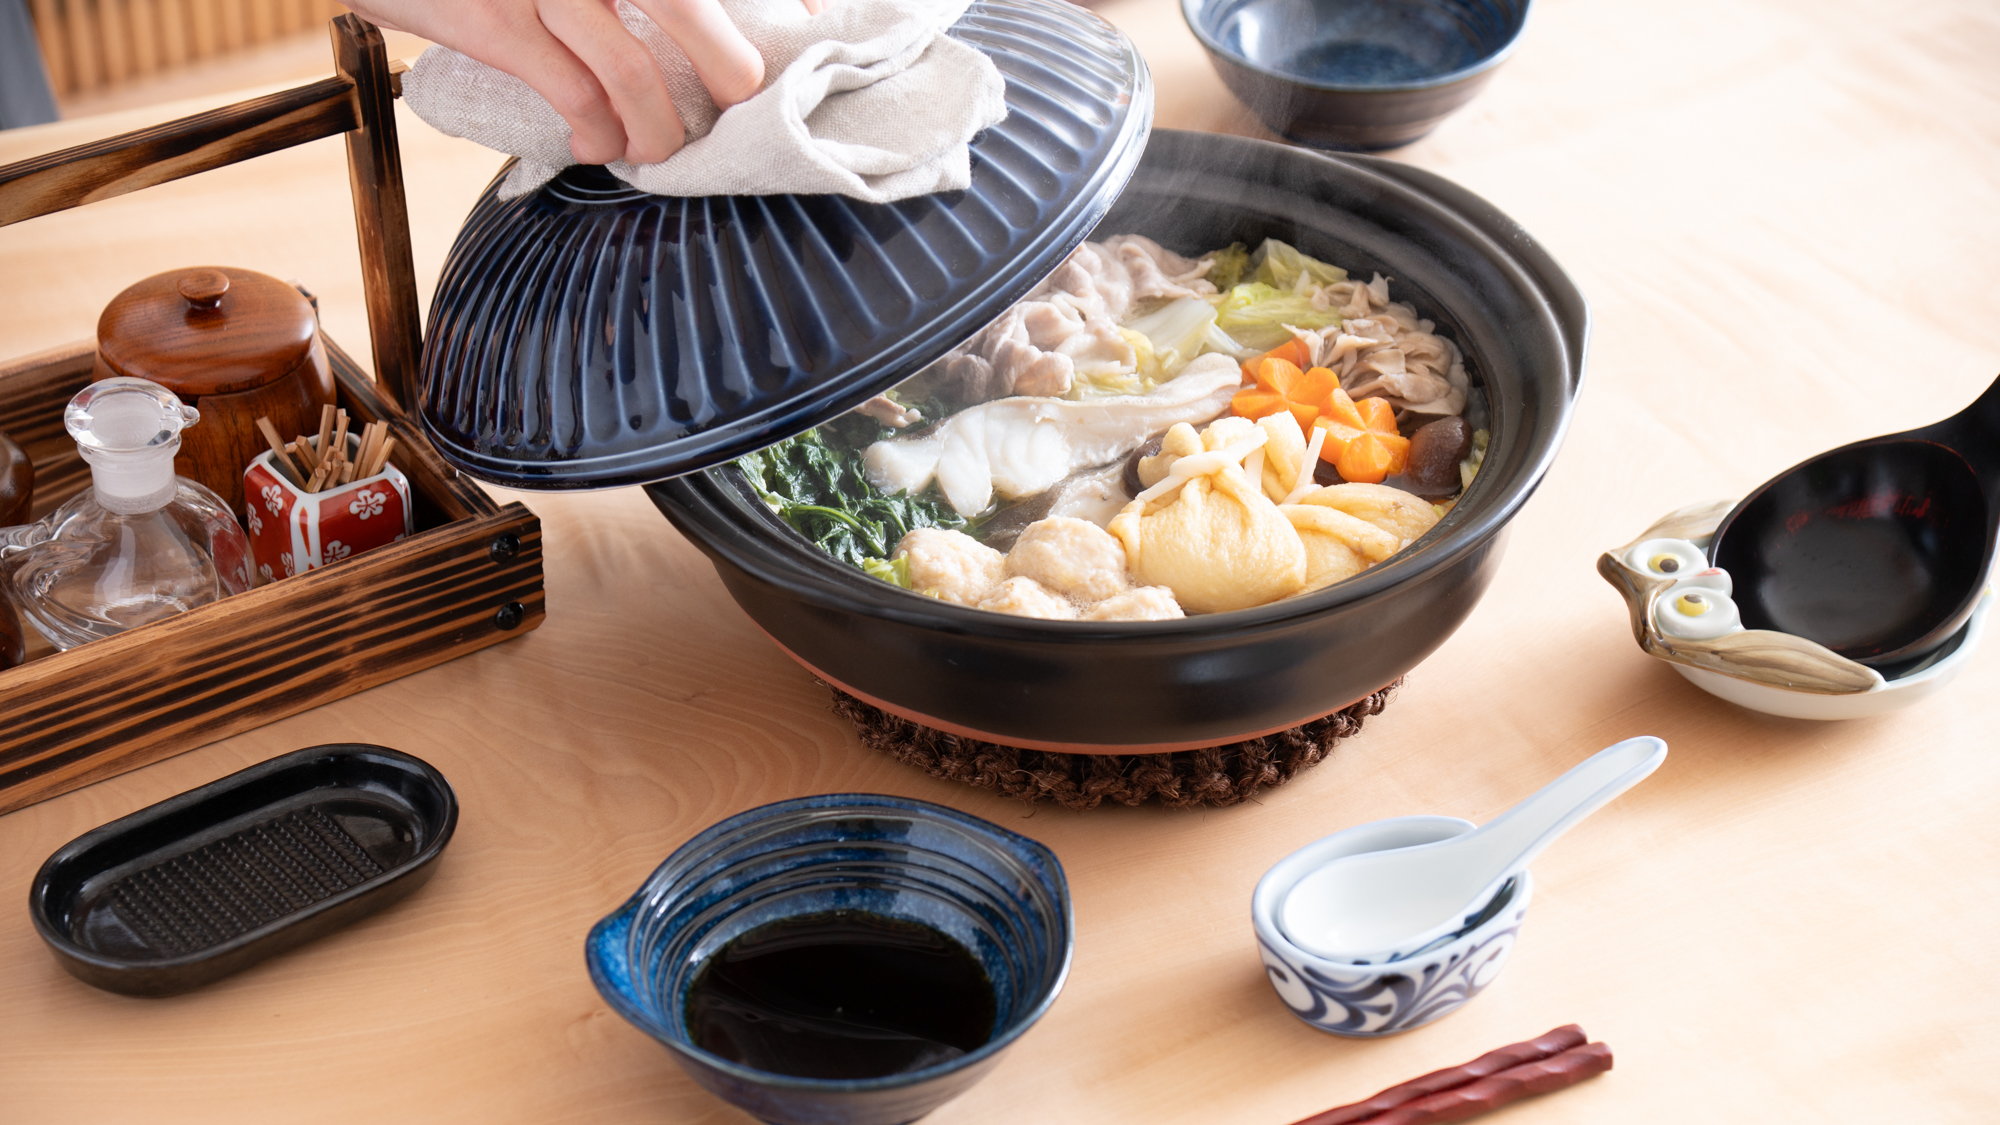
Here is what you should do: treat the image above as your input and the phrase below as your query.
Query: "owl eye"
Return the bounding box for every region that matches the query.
[1655,580,1741,640]
[1626,538,1707,581]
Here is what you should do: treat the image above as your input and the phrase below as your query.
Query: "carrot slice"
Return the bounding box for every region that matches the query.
[1296,366,1342,404]
[1313,419,1364,464]
[1319,386,1367,430]
[1253,357,1306,398]
[1335,431,1397,484]
[1232,386,1292,421]
[1260,337,1313,372]
[1378,431,1412,474]
[1355,396,1398,434]
[1241,339,1311,383]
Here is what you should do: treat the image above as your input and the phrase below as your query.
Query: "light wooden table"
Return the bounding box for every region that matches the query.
[3,1,1997,1121]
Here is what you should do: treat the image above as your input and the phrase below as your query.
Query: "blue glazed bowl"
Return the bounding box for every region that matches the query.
[1184,0,1531,150]
[1251,816,1532,1036]
[586,795,1072,1125]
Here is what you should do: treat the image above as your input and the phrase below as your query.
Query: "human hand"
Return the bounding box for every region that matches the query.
[347,0,816,165]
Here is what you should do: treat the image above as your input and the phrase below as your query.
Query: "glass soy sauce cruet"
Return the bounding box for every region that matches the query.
[0,377,251,650]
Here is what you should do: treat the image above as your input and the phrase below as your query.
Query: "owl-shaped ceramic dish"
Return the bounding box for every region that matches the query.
[1600,500,1992,719]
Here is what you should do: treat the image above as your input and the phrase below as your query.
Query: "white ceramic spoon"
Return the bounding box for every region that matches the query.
[1280,736,1668,963]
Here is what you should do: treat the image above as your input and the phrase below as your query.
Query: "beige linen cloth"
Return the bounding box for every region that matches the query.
[402,0,1007,201]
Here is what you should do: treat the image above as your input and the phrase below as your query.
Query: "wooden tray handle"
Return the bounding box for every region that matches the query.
[0,16,424,413]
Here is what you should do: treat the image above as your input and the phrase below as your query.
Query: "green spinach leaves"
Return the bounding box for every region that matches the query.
[735,429,962,577]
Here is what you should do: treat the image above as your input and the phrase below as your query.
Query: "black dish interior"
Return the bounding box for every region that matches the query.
[1712,438,1994,672]
[1181,0,1529,151]
[1200,0,1522,87]
[1710,371,2000,673]
[648,130,1586,750]
[31,744,457,996]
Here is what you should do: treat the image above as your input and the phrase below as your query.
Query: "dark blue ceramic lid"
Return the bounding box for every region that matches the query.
[418,0,1153,489]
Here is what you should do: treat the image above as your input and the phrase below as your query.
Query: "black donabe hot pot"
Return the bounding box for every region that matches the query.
[419,0,1587,752]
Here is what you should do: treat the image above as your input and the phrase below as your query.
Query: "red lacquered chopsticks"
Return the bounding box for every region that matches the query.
[1291,1025,1613,1125]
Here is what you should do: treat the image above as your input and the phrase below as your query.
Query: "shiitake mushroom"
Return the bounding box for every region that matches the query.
[1403,416,1473,500]
[1121,433,1165,498]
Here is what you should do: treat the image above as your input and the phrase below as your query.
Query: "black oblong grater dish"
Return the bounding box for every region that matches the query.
[29,744,457,996]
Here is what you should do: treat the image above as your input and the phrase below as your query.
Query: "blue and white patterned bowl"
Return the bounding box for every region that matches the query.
[586,794,1072,1125]
[1252,815,1532,1037]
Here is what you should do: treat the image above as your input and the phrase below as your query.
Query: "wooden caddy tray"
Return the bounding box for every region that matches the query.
[0,18,546,815]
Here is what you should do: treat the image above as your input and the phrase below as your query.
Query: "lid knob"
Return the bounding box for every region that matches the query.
[64,377,201,515]
[177,270,230,311]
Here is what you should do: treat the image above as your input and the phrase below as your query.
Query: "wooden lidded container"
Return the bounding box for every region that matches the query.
[0,427,30,526]
[94,266,336,514]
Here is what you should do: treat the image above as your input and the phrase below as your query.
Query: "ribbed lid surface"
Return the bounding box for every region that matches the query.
[418,0,1152,488]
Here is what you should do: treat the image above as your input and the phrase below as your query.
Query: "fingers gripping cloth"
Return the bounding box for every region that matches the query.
[401,0,1008,201]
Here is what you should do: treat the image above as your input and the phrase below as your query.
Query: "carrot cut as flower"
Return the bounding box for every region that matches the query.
[1354,395,1398,433]
[1335,431,1400,484]
[1235,357,1412,462]
[1252,357,1306,398]
[1315,417,1410,478]
[1314,420,1364,464]
[1232,386,1290,420]
[1296,366,1342,405]
[1381,431,1411,474]
[1231,388,1318,433]
[1319,386,1367,430]
[1242,338,1312,382]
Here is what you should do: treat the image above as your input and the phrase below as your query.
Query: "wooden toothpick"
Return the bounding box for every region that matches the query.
[256,416,303,484]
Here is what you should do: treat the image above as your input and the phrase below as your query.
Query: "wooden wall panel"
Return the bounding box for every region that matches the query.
[127,0,160,79]
[26,0,352,98]
[65,0,102,92]
[248,0,276,44]
[218,0,246,52]
[101,0,133,83]
[157,0,189,68]
[189,0,221,61]
[29,0,70,94]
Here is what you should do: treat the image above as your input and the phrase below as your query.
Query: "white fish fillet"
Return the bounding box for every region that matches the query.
[863,353,1242,517]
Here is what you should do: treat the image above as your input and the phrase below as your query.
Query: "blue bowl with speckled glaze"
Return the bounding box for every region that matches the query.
[1185,0,1531,150]
[1252,815,1532,1036]
[586,794,1072,1125]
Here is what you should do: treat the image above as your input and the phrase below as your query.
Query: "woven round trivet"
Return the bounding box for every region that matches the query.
[829,681,1400,810]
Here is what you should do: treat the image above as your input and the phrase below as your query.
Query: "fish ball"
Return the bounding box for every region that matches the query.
[977,576,1077,619]
[1006,517,1132,603]
[895,528,1004,606]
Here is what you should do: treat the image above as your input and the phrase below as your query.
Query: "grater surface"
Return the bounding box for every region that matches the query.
[34,744,457,995]
[103,807,386,956]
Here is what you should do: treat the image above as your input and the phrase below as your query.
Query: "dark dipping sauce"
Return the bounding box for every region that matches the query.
[684,910,996,1080]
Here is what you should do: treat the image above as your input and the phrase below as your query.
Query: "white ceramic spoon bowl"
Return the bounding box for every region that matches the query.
[1280,736,1668,962]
